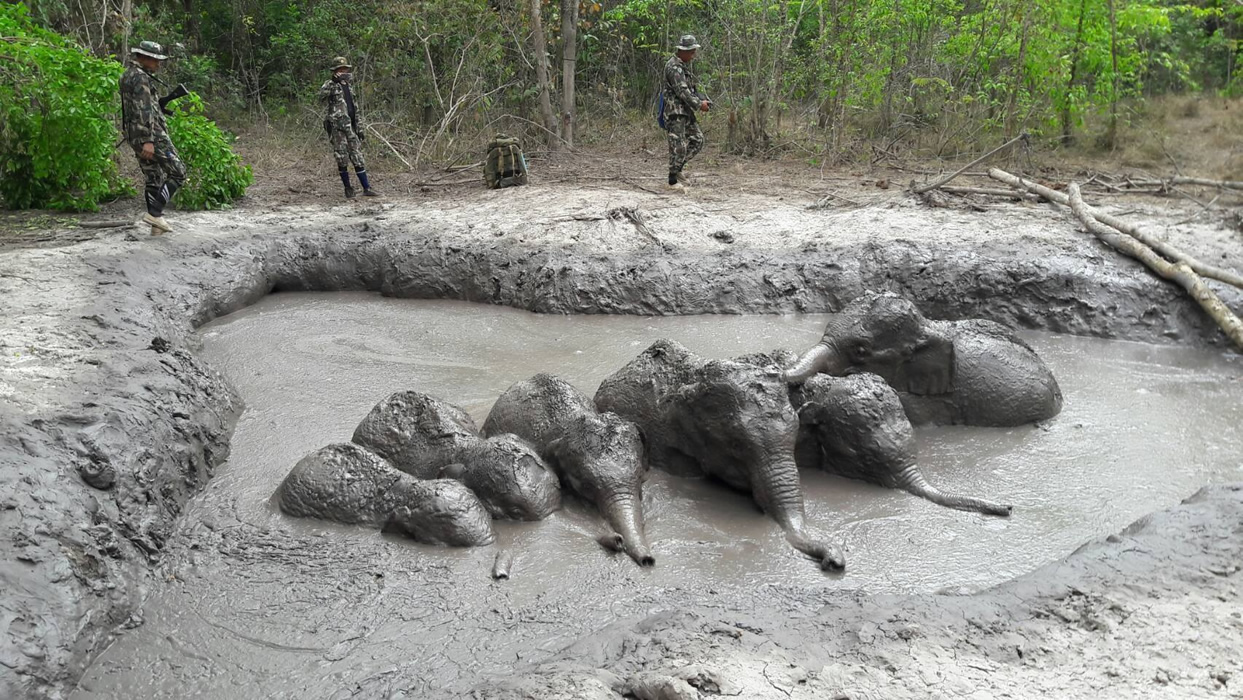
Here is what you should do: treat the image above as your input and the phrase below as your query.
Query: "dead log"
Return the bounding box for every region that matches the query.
[988,168,1243,290]
[1066,183,1243,351]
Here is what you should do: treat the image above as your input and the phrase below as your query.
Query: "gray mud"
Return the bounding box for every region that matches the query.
[1,190,1241,699]
[71,293,1243,698]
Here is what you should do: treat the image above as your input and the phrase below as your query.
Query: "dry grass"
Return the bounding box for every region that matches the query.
[1055,95,1243,180]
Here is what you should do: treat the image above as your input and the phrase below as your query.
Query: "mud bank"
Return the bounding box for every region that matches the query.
[1,188,1241,698]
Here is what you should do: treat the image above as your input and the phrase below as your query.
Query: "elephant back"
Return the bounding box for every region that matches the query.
[353,391,480,478]
[937,321,1063,427]
[482,372,593,452]
[276,442,410,527]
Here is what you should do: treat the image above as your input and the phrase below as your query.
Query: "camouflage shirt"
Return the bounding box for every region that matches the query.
[119,62,167,149]
[319,77,358,130]
[663,55,705,121]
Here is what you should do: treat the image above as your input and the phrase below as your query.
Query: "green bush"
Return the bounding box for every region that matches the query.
[0,3,131,210]
[166,93,253,209]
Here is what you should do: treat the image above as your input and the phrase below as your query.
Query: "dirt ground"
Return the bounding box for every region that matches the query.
[1,137,1241,699]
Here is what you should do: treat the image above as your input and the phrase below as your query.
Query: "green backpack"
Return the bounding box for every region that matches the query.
[484,134,529,189]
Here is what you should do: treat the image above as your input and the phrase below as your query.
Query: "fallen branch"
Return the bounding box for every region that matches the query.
[77,220,130,229]
[608,205,666,249]
[940,186,1038,200]
[366,124,414,171]
[807,191,863,209]
[988,168,1243,289]
[411,177,479,187]
[1067,183,1243,351]
[912,133,1028,194]
[1127,176,1243,191]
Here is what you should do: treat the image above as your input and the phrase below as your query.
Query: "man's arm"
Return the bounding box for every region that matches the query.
[666,63,701,112]
[318,80,336,104]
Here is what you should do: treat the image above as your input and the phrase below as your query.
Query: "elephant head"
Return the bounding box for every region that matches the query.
[275,443,496,547]
[782,291,954,396]
[485,373,654,567]
[793,374,1012,515]
[441,434,562,521]
[547,411,654,567]
[658,356,845,571]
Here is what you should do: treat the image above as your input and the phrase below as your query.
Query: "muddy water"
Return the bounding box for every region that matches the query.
[73,293,1243,699]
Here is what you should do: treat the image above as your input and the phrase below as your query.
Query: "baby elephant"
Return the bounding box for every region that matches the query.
[792,373,1012,516]
[783,291,1062,427]
[483,373,655,567]
[353,391,561,521]
[274,442,496,546]
[596,340,845,572]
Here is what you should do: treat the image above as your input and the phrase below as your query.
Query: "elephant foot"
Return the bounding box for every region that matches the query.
[785,530,846,571]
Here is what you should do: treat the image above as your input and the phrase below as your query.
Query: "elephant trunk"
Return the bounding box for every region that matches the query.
[782,338,853,385]
[781,342,833,384]
[601,491,654,567]
[892,465,1012,516]
[753,456,846,571]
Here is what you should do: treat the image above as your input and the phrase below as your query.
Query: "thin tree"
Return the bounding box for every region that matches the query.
[528,0,560,148]
[560,0,580,148]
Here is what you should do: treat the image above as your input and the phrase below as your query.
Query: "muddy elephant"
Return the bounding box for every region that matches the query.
[792,372,1012,515]
[782,291,1062,427]
[595,339,845,571]
[482,373,654,567]
[353,391,561,520]
[274,442,496,546]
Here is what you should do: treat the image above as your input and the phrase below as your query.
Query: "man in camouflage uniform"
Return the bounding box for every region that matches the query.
[320,57,378,198]
[120,41,187,234]
[661,35,711,192]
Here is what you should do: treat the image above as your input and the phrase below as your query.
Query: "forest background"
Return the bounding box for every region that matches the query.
[5,0,1243,209]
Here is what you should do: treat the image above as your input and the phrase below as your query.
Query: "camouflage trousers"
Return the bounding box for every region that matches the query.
[330,123,367,171]
[666,116,704,174]
[134,132,187,216]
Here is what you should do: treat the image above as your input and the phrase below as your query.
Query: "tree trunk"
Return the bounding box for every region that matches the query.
[1105,0,1119,150]
[120,0,133,58]
[560,0,579,148]
[1062,0,1088,145]
[528,0,559,148]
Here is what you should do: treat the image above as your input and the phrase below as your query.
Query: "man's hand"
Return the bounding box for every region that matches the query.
[699,100,710,113]
[140,142,155,160]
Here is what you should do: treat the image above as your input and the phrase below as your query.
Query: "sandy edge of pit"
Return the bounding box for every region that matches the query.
[0,198,1239,699]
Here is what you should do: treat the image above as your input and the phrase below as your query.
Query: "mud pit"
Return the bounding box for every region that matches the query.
[2,187,1242,699]
[69,293,1243,698]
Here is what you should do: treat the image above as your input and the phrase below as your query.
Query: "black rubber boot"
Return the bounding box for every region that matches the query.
[345,184,357,199]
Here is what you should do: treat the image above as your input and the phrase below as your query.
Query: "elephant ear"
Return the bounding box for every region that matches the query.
[896,334,955,396]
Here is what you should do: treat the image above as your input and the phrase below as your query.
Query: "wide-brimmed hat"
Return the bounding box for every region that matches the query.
[329,57,353,71]
[130,41,168,60]
[676,35,701,51]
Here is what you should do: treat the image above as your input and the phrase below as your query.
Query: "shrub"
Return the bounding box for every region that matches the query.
[166,93,253,209]
[0,3,131,210]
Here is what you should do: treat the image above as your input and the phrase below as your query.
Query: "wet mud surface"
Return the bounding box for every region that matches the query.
[1,186,1241,699]
[70,294,1243,698]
